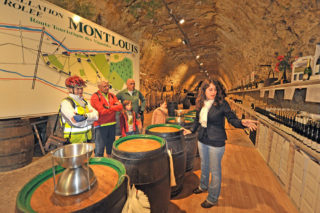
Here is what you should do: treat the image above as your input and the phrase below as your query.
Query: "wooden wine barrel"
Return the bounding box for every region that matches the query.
[166,118,197,172]
[184,110,196,118]
[188,110,197,114]
[16,158,127,213]
[112,135,170,213]
[0,118,34,172]
[146,124,186,197]
[166,117,193,129]
[167,102,178,117]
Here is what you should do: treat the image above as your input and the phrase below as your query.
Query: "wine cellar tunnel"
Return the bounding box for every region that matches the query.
[0,1,319,213]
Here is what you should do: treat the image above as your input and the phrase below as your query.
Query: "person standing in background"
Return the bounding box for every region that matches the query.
[60,76,98,143]
[184,79,258,208]
[120,100,141,137]
[90,81,123,157]
[116,79,146,125]
[151,99,168,124]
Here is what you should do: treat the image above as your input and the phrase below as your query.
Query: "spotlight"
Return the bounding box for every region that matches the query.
[200,63,203,66]
[72,15,81,23]
[179,19,185,24]
[196,55,200,59]
[182,40,186,45]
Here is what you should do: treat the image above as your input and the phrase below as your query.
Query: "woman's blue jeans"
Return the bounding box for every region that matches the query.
[198,141,225,203]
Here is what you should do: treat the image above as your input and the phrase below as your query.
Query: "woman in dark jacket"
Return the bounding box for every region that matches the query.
[184,79,258,208]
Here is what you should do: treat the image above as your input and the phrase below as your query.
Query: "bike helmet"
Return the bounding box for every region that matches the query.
[65,75,86,88]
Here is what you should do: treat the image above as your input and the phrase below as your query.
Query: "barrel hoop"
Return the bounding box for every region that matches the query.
[112,149,165,161]
[146,123,182,130]
[0,160,30,169]
[166,117,194,123]
[0,148,33,157]
[0,121,30,129]
[113,134,166,151]
[0,131,33,141]
[146,131,183,138]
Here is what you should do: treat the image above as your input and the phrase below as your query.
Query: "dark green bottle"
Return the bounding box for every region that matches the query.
[303,59,312,80]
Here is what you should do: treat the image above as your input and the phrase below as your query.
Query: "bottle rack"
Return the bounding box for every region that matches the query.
[228,79,320,103]
[229,101,320,161]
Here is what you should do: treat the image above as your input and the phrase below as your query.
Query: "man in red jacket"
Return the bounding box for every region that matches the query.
[91,81,123,157]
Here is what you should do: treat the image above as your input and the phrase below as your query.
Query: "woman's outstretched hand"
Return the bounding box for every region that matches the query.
[241,119,258,131]
[183,128,192,135]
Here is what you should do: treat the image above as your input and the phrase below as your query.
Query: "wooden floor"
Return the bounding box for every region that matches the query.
[165,126,298,212]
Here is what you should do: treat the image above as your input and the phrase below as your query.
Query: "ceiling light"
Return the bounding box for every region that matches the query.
[200,63,203,66]
[182,40,186,45]
[179,19,185,24]
[204,70,207,72]
[196,55,200,59]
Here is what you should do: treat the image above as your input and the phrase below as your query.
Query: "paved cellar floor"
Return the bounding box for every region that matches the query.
[0,106,298,213]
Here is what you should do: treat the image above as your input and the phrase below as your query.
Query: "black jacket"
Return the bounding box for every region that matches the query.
[190,100,245,145]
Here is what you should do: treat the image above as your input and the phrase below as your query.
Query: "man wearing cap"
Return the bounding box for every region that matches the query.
[91,81,122,157]
[60,75,98,143]
[116,79,146,125]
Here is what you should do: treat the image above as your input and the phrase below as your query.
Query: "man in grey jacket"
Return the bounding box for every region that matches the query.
[116,79,146,125]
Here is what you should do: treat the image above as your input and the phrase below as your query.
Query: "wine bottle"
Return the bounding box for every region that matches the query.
[316,122,320,153]
[289,113,294,128]
[303,59,312,81]
[298,116,305,141]
[293,115,301,139]
[292,115,297,134]
[310,121,318,151]
[300,117,307,144]
[305,118,312,147]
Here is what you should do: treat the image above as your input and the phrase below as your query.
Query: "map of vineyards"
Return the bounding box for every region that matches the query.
[0,22,134,92]
[42,52,133,90]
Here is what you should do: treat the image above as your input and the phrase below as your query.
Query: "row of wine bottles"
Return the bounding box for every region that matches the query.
[254,107,320,153]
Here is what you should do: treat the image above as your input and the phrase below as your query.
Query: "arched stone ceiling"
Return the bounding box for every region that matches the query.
[48,0,320,92]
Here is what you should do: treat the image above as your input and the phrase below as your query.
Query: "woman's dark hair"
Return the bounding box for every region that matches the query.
[195,79,225,110]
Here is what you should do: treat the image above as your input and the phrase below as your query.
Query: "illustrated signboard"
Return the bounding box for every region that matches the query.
[0,0,139,119]
[291,56,313,82]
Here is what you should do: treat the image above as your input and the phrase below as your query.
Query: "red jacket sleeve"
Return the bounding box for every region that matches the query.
[109,95,123,112]
[120,113,126,137]
[133,112,141,128]
[90,92,114,115]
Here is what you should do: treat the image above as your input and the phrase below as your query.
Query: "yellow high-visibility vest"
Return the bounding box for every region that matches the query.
[62,97,92,143]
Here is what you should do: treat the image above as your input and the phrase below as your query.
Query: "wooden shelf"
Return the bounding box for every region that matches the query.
[227,79,320,103]
[229,101,320,161]
[256,114,320,161]
[227,88,260,94]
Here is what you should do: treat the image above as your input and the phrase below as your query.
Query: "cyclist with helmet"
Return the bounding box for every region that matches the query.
[60,75,98,143]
